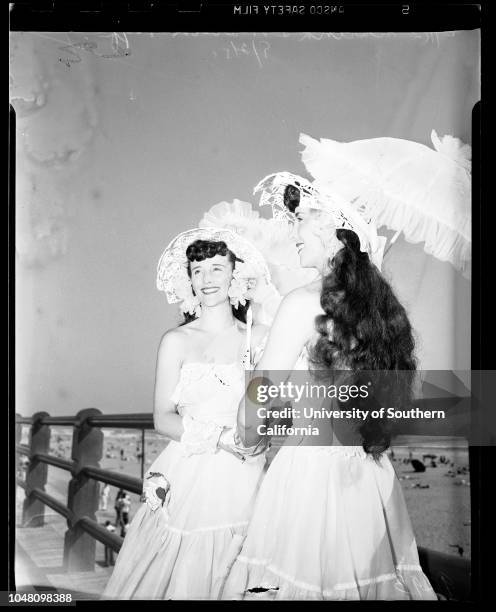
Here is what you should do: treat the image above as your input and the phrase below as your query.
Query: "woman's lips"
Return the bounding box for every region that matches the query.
[201,287,220,295]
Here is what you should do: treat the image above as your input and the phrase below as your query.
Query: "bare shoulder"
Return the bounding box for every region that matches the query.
[280,283,322,318]
[157,326,189,357]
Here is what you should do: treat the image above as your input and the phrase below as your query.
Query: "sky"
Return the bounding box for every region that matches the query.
[11,30,479,417]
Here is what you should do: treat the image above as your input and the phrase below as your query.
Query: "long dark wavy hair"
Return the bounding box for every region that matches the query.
[283,185,417,459]
[181,239,250,325]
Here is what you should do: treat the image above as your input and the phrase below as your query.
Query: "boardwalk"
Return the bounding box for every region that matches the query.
[15,490,113,599]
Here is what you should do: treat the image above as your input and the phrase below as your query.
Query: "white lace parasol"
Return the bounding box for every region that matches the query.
[299,131,471,277]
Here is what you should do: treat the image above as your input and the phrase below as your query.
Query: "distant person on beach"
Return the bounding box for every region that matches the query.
[120,521,130,538]
[120,492,131,530]
[100,483,110,511]
[114,489,125,525]
[104,521,116,566]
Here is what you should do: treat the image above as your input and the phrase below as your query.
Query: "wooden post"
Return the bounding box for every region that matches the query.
[140,428,145,481]
[22,412,50,527]
[63,408,103,572]
[15,413,22,477]
[15,413,23,520]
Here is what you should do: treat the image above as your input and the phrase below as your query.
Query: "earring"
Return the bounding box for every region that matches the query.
[227,275,248,309]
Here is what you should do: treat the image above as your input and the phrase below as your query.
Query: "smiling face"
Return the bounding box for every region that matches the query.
[189,254,234,308]
[294,206,337,269]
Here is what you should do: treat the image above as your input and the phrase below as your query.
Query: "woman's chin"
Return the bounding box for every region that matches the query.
[298,253,316,269]
[200,296,229,308]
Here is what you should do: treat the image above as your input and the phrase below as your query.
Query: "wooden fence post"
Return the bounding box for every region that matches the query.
[15,413,22,477]
[22,412,50,527]
[63,408,103,572]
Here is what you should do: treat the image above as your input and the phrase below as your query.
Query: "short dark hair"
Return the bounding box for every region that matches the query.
[283,184,301,213]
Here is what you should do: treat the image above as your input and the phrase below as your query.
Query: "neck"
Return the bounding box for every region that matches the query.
[198,301,236,332]
[308,260,327,279]
[317,253,334,277]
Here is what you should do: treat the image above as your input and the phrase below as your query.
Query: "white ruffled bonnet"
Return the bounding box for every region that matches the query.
[254,171,386,270]
[156,227,272,316]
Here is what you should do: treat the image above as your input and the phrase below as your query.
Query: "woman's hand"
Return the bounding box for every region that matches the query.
[217,427,267,462]
[217,427,247,461]
[141,472,171,514]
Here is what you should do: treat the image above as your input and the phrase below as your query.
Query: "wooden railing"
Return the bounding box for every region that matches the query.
[15,408,152,573]
[15,402,472,600]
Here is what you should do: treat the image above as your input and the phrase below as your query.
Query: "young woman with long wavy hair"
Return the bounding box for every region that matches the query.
[221,182,438,600]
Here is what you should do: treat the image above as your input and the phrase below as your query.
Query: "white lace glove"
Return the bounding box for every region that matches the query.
[180,414,224,457]
[140,471,171,515]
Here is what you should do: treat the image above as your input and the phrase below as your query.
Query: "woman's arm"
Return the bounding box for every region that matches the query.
[153,330,185,441]
[249,322,269,364]
[238,288,317,446]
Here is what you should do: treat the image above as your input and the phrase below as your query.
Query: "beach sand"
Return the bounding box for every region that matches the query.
[18,429,471,562]
[390,444,470,558]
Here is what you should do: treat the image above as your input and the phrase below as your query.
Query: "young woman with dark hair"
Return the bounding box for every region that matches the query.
[101,230,270,600]
[221,184,437,600]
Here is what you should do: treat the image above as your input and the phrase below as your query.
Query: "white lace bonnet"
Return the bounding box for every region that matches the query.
[156,227,272,316]
[253,171,386,269]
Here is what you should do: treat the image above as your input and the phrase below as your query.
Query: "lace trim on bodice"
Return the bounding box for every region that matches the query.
[170,335,268,405]
[170,361,244,406]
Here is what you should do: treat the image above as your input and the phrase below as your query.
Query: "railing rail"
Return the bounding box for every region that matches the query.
[16,417,33,425]
[77,516,124,551]
[82,465,143,493]
[15,408,137,571]
[30,488,73,522]
[33,453,75,473]
[16,444,31,456]
[87,413,155,429]
[15,402,472,600]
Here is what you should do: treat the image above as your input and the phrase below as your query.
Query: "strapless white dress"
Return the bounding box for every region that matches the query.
[221,348,438,600]
[101,357,266,600]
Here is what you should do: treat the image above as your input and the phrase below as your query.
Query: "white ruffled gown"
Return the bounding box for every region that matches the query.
[101,356,266,600]
[221,349,438,600]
